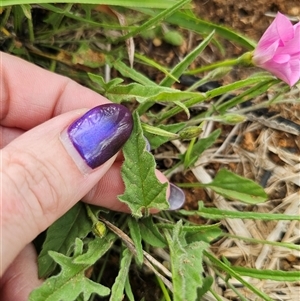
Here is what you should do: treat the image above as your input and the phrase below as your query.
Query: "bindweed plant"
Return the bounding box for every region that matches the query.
[1,1,300,300]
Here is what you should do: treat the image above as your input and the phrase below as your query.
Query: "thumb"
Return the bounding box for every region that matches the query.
[1,103,133,275]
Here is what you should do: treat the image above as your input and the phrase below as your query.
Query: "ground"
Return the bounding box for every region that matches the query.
[1,0,299,300]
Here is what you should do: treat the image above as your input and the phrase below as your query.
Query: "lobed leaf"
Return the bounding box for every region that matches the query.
[118,112,169,217]
[30,239,110,301]
[38,202,92,278]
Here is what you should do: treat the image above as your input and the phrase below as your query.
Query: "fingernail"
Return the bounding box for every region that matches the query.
[61,104,133,173]
[143,136,151,152]
[168,183,185,210]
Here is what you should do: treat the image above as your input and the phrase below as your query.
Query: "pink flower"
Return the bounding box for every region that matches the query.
[252,12,300,86]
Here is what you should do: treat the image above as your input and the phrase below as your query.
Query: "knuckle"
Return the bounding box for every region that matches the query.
[2,149,62,231]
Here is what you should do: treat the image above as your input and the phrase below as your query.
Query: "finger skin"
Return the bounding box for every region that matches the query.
[1,109,121,274]
[0,53,170,278]
[0,244,42,301]
[0,51,109,129]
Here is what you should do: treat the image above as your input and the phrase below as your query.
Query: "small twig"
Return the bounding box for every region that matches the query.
[98,216,173,291]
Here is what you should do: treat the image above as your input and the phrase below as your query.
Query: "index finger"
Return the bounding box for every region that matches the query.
[0,52,110,130]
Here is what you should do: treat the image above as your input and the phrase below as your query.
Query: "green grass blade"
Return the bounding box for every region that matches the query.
[179,202,300,221]
[115,0,192,42]
[204,251,273,301]
[231,266,300,282]
[1,0,182,8]
[135,53,178,83]
[160,30,215,87]
[137,8,256,49]
[112,59,155,86]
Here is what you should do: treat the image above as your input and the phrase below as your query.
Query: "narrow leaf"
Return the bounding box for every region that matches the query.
[38,202,92,278]
[110,248,133,301]
[137,8,255,49]
[118,112,169,217]
[116,0,192,42]
[197,276,214,299]
[135,53,178,82]
[160,30,215,87]
[204,169,268,204]
[184,129,221,168]
[144,123,186,149]
[112,59,154,86]
[179,202,300,221]
[124,277,135,301]
[105,82,199,103]
[2,0,182,8]
[140,217,167,248]
[231,267,300,282]
[165,220,208,301]
[128,217,144,265]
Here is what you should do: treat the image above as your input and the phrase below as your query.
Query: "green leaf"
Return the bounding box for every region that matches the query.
[137,8,255,49]
[128,217,144,265]
[105,82,199,103]
[38,202,92,278]
[204,251,274,301]
[118,112,169,217]
[144,122,185,149]
[197,276,213,299]
[158,223,221,244]
[119,0,191,42]
[163,30,184,46]
[30,239,110,301]
[20,4,32,19]
[179,202,300,221]
[74,232,116,265]
[1,0,183,8]
[88,73,124,93]
[165,220,208,301]
[140,217,167,248]
[134,53,179,83]
[184,129,221,168]
[110,248,133,301]
[111,59,154,86]
[157,76,275,122]
[124,276,135,301]
[230,266,300,282]
[204,169,268,204]
[185,227,222,244]
[160,30,215,87]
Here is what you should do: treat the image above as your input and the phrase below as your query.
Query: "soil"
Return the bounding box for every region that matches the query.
[136,1,300,300]
[2,1,299,300]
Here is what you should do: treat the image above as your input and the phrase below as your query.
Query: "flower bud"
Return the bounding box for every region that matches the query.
[178,126,202,140]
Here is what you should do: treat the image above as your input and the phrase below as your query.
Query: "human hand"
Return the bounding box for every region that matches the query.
[0,52,184,300]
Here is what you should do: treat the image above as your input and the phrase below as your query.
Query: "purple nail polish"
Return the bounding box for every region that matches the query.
[65,104,133,170]
[168,183,185,210]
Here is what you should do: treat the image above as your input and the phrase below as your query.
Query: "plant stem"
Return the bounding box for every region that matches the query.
[186,51,253,75]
